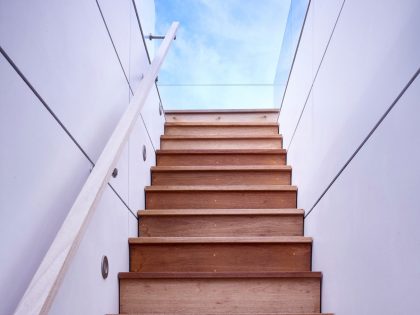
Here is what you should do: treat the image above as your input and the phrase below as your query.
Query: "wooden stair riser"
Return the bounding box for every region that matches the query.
[151,169,291,185]
[145,190,297,209]
[139,214,303,237]
[160,138,283,150]
[165,111,279,123]
[164,125,279,136]
[156,152,287,166]
[129,242,311,272]
[119,276,321,314]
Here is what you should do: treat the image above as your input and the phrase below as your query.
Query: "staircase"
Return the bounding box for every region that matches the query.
[117,109,332,315]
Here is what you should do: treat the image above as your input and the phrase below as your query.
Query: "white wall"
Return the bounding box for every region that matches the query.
[0,0,163,314]
[306,77,420,314]
[278,0,420,313]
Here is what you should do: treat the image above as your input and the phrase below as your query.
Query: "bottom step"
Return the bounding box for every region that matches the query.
[119,272,321,314]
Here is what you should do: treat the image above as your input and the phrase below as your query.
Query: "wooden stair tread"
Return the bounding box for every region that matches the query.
[165,109,279,114]
[151,165,291,171]
[138,209,304,237]
[146,185,297,209]
[156,149,287,154]
[151,165,291,185]
[165,109,280,123]
[119,271,321,279]
[161,135,283,150]
[156,150,287,166]
[119,272,321,313]
[161,135,282,139]
[165,122,279,126]
[129,236,312,244]
[145,185,297,191]
[138,209,304,216]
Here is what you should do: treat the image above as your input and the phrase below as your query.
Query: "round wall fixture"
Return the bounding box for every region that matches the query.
[142,145,147,161]
[101,255,109,279]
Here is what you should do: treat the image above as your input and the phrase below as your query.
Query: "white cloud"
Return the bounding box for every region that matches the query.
[155,0,291,109]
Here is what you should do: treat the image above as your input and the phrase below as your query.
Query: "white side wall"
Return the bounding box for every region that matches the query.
[0,0,163,314]
[278,0,420,313]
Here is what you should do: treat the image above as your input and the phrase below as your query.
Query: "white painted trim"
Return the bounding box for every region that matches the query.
[13,22,179,315]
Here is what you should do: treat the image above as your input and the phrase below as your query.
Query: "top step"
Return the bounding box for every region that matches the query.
[165,109,279,123]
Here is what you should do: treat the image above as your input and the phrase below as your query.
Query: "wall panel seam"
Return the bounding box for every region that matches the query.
[286,0,347,151]
[131,0,165,115]
[95,0,134,94]
[304,67,420,219]
[0,45,94,165]
[95,0,158,153]
[0,45,137,219]
[278,0,312,115]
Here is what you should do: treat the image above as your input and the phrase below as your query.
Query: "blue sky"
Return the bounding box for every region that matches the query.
[154,0,296,109]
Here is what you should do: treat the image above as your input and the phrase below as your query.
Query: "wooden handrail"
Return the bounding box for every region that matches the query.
[14,22,179,315]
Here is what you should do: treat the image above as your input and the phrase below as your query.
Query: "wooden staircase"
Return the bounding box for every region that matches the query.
[117,109,332,315]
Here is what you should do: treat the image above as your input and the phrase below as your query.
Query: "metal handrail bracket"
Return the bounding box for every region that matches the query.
[13,21,179,315]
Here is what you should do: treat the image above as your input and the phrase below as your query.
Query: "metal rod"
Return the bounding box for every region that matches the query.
[146,33,176,40]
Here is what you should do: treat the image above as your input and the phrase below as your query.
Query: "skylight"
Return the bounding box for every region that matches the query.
[155,0,308,110]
